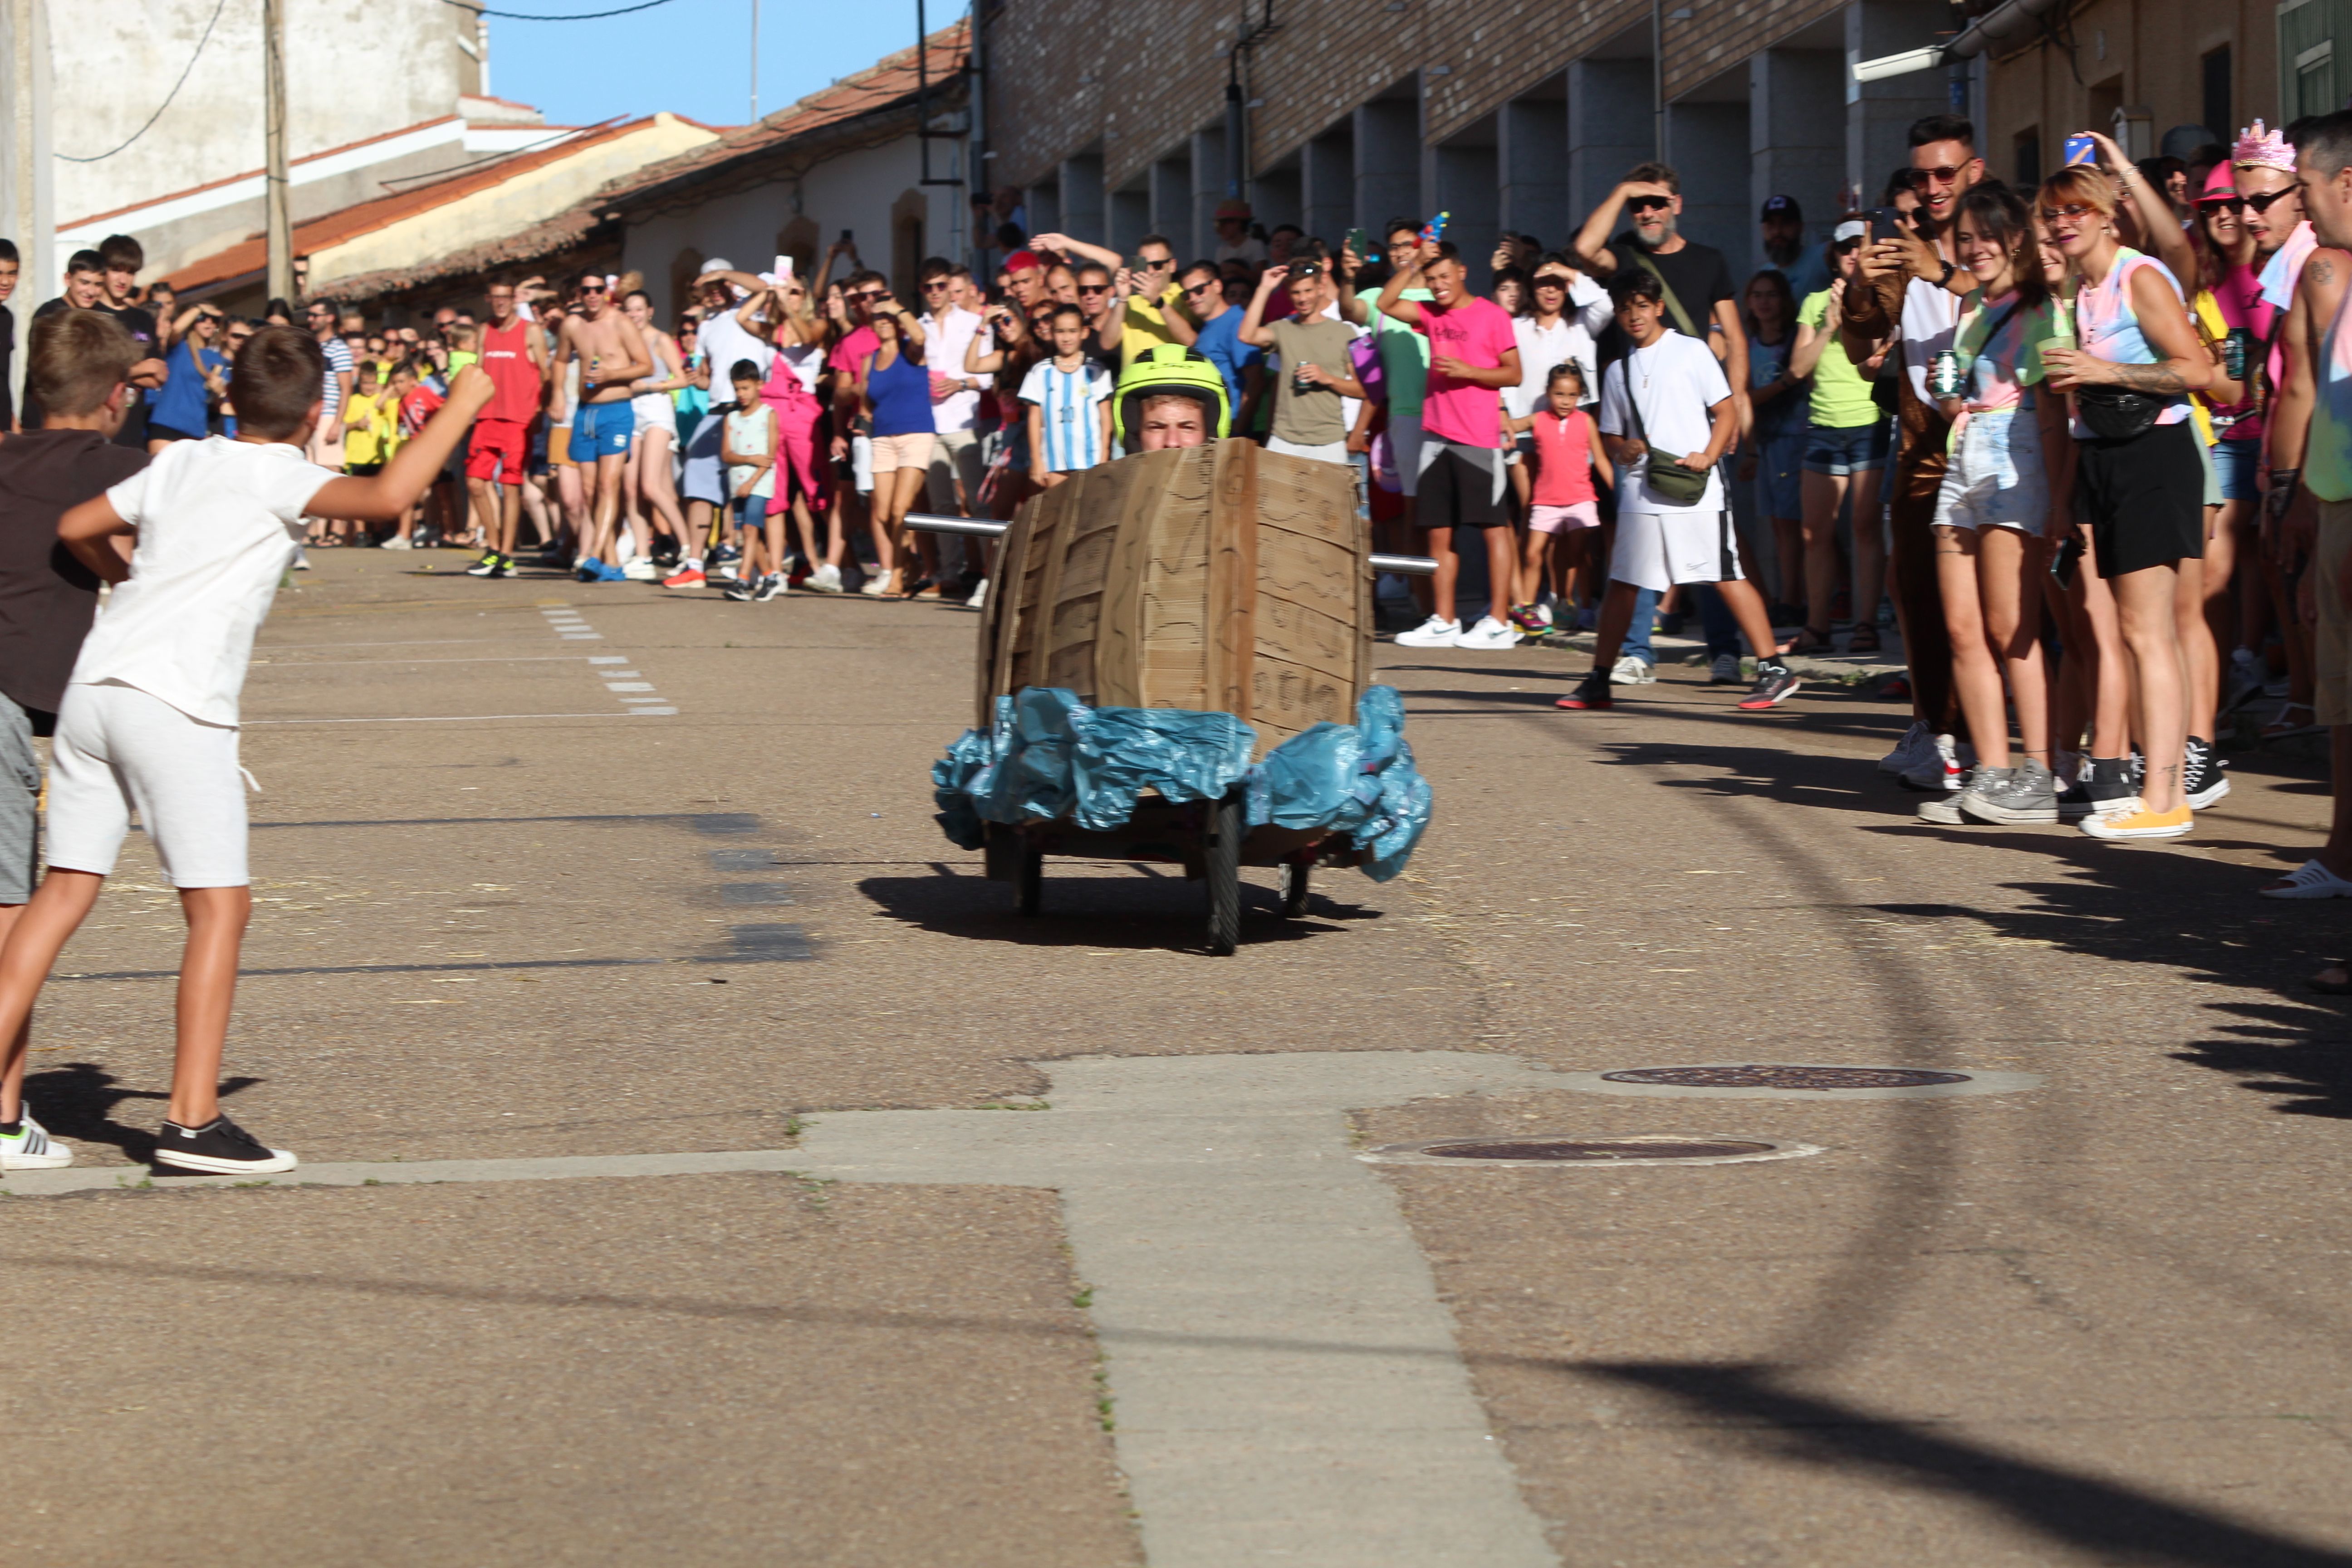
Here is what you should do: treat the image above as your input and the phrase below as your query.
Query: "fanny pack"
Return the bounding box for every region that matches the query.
[1624,359,1710,505]
[2075,383,2165,442]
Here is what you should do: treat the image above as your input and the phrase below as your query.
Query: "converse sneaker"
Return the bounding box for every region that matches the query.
[1879,719,1936,775]
[2081,799,2194,840]
[1899,732,1968,792]
[1456,616,1523,650]
[1961,758,2060,824]
[1394,615,1463,648]
[1916,783,1970,824]
[152,1115,297,1176]
[0,1111,73,1170]
[1610,654,1656,685]
[2184,736,2231,809]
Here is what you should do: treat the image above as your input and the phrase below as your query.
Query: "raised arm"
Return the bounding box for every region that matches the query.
[305,367,496,519]
[1570,185,1633,276]
[1029,233,1121,271]
[1376,249,1431,327]
[2087,131,2196,293]
[2044,265,2213,400]
[1238,267,1285,349]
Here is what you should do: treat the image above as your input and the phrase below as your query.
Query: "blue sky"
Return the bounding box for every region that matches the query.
[485,0,965,130]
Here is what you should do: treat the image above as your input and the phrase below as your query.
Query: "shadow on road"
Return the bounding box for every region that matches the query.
[858,864,1382,951]
[1586,1361,2352,1568]
[21,1064,266,1163]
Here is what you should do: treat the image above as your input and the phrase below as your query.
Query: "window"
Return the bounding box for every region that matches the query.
[2203,44,2232,140]
[2281,0,2352,121]
[2016,127,2043,187]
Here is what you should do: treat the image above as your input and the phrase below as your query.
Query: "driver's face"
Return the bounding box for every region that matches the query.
[1139,405,1207,450]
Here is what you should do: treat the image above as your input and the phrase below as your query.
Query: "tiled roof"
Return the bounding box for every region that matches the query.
[595,19,968,213]
[167,117,642,293]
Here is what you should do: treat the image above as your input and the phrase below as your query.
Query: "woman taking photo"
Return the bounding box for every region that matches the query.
[741,275,845,593]
[856,294,934,598]
[1916,186,2071,826]
[2040,157,2214,839]
[1789,218,1892,654]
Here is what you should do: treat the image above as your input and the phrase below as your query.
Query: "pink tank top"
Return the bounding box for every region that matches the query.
[1529,407,1596,506]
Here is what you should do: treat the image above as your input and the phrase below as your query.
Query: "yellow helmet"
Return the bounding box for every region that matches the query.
[1112,344,1232,452]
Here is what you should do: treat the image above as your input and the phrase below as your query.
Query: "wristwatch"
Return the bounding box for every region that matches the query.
[1931,256,1958,288]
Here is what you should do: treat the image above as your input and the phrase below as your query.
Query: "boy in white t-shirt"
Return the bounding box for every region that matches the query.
[0,326,492,1175]
[1557,271,1800,714]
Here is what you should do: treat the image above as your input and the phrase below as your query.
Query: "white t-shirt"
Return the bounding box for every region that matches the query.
[699,298,773,400]
[1215,236,1269,265]
[1506,296,1608,418]
[921,306,987,433]
[1598,331,1731,513]
[772,340,824,398]
[78,437,325,725]
[1897,275,1964,406]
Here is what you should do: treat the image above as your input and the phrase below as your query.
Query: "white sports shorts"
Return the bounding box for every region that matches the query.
[46,681,251,888]
[1607,507,1744,593]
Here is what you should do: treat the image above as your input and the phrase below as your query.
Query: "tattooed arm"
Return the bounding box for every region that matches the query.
[2043,265,2213,397]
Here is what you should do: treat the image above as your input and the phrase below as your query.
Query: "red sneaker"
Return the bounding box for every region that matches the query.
[662,564,707,590]
[1554,672,1613,710]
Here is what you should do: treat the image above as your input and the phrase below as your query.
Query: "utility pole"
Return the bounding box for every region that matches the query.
[264,0,293,304]
[750,0,760,123]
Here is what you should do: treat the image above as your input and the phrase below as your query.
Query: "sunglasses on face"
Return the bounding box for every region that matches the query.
[579,284,607,295]
[2200,196,2246,214]
[1905,163,1967,189]
[1078,283,1111,294]
[1627,195,1672,213]
[1183,281,1219,296]
[2039,202,2097,224]
[2244,186,2301,214]
[854,290,886,302]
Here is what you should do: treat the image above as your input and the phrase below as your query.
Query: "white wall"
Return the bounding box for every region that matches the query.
[620,133,968,328]
[54,0,476,229]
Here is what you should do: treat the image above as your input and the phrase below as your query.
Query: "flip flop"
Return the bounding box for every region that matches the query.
[2260,859,2352,899]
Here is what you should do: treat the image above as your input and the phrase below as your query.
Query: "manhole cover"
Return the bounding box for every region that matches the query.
[1602,1065,1970,1091]
[1360,1134,1822,1168]
[1553,1063,2045,1101]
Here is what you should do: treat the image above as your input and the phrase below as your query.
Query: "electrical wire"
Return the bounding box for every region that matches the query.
[56,0,231,163]
[441,0,681,19]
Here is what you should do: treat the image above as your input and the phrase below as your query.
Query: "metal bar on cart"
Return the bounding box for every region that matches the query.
[904,514,1437,576]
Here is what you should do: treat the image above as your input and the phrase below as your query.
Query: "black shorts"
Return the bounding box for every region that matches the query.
[1415,439,1508,529]
[147,422,203,444]
[2080,418,2204,577]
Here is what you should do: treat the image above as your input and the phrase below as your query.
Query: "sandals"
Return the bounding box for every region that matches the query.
[1782,626,1835,656]
[2263,701,2320,740]
[2261,859,2352,900]
[1847,624,1882,654]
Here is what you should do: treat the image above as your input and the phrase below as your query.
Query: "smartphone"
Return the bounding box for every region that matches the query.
[1127,254,1153,275]
[2063,133,2098,167]
[1868,207,1905,243]
[1344,226,1370,258]
[2053,534,2084,588]
[773,253,794,281]
[840,228,853,245]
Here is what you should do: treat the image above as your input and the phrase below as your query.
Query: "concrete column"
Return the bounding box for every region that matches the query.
[1191,127,1227,260]
[1499,92,1569,251]
[1751,49,1844,274]
[1150,151,1191,245]
[0,0,52,417]
[1059,152,1106,247]
[1353,93,1421,243]
[1665,101,1749,261]
[1110,185,1149,253]
[1432,136,1500,289]
[1568,58,1651,249]
[1023,183,1060,240]
[1252,162,1302,235]
[1302,127,1355,244]
[1847,0,1950,207]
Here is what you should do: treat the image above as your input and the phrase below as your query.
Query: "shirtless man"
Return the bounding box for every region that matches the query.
[465,279,552,578]
[553,271,652,581]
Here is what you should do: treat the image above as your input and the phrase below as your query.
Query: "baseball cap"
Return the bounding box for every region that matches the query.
[1833,219,1867,244]
[698,257,736,274]
[1762,195,1801,221]
[1215,197,1252,220]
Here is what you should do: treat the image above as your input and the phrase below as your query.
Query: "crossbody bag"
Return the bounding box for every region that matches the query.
[1621,345,1711,505]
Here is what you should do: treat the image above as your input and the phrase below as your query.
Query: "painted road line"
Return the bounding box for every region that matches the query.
[247,713,662,725]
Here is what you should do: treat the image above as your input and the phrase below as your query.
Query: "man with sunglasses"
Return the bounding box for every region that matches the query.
[552,270,654,581]
[1844,113,1984,786]
[305,298,355,474]
[1029,232,1198,367]
[1178,260,1264,436]
[918,258,989,580]
[1071,264,1126,373]
[1571,161,1748,424]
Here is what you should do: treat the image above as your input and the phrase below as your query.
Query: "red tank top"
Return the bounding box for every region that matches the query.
[478,318,542,424]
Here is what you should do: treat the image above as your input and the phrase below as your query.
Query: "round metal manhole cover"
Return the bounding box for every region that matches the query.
[1360,1134,1822,1168]
[1553,1063,2046,1101]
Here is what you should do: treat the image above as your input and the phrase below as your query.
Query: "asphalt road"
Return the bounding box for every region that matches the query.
[5,549,2347,1566]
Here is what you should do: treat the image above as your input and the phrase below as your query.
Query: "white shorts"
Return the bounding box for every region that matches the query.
[47,681,250,888]
[852,434,875,496]
[1267,436,1349,463]
[1933,406,2048,534]
[1389,411,1426,497]
[632,393,674,436]
[1607,508,1744,593]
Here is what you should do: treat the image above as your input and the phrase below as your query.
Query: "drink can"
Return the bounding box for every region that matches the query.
[1929,348,1965,401]
[2223,327,2250,381]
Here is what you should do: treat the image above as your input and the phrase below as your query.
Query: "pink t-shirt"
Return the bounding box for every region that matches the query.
[1528,407,1596,506]
[1412,295,1517,448]
[827,324,881,382]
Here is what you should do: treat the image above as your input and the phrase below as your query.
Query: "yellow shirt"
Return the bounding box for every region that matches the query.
[343,390,395,467]
[1120,282,1193,368]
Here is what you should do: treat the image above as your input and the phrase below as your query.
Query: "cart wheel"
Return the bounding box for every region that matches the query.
[1204,797,1242,955]
[1280,861,1310,919]
[1014,843,1044,916]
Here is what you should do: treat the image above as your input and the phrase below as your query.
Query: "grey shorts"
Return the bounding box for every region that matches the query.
[0,692,36,903]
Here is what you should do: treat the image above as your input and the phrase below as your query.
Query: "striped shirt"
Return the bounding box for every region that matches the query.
[1018,357,1112,472]
[320,336,353,418]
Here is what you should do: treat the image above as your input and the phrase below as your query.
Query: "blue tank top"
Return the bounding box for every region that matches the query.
[865,348,932,437]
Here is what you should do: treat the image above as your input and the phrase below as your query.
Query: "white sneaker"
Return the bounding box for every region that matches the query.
[0,1111,72,1170]
[1394,615,1462,648]
[1611,655,1656,685]
[382,535,414,551]
[289,549,311,570]
[858,571,890,597]
[1457,616,1522,649]
[622,557,661,581]
[807,562,844,594]
[1879,719,1935,774]
[1899,732,1970,792]
[965,577,989,609]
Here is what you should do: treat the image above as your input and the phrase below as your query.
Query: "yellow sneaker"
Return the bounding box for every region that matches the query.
[2080,798,2193,840]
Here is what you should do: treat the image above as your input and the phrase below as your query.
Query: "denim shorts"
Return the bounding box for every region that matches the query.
[1803,421,1891,476]
[2211,436,2260,503]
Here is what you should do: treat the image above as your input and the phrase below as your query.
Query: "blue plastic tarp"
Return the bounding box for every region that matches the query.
[931,684,1431,880]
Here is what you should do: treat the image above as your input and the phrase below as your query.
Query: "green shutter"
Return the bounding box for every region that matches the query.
[2281,0,2352,120]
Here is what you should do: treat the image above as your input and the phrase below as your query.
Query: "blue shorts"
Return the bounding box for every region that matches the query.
[2212,436,2260,503]
[1753,430,1805,518]
[568,399,633,462]
[1803,421,1891,476]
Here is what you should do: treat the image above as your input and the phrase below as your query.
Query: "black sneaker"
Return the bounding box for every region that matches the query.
[721,576,757,602]
[1737,662,1801,710]
[465,552,509,578]
[2184,736,2232,809]
[1554,670,1613,710]
[152,1115,297,1176]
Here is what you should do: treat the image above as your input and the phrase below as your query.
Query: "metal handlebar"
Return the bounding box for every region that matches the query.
[904,514,1437,577]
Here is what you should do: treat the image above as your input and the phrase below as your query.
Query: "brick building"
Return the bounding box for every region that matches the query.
[977,0,1973,281]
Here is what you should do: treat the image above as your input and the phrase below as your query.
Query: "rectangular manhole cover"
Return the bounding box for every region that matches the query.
[719,883,797,906]
[709,849,780,872]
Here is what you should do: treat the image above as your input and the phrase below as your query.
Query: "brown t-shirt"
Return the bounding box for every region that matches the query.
[0,429,149,721]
